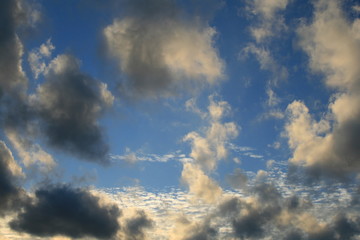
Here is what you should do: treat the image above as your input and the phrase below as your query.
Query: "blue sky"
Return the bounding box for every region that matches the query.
[1,0,360,239]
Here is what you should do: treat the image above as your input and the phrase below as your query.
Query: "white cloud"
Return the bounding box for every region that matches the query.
[298,0,360,90]
[181,163,223,204]
[184,96,238,171]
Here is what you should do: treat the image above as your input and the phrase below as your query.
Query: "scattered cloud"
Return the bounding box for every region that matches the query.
[184,96,238,171]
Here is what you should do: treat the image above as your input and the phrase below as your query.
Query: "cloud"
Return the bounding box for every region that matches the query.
[29,54,114,163]
[181,163,222,204]
[247,0,289,42]
[240,44,288,85]
[184,96,238,171]
[103,0,224,98]
[226,168,248,190]
[28,38,55,79]
[120,209,153,240]
[298,0,360,90]
[6,129,56,172]
[285,0,360,180]
[10,184,121,239]
[0,0,28,96]
[0,141,26,216]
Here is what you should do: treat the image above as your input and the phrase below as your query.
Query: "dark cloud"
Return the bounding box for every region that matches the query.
[10,184,121,239]
[0,0,27,96]
[123,210,153,240]
[0,141,27,215]
[184,225,217,240]
[31,54,113,163]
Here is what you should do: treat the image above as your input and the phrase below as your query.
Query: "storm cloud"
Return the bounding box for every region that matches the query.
[10,184,121,239]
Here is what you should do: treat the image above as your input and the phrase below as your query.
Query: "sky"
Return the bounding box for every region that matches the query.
[0,0,360,239]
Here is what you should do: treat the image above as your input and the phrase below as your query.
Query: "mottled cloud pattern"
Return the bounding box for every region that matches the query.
[0,0,359,239]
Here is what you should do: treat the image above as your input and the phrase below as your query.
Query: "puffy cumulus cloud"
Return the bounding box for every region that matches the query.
[285,0,360,180]
[10,184,121,239]
[0,141,26,216]
[298,0,360,90]
[29,54,114,163]
[181,163,222,204]
[246,0,289,42]
[184,96,238,171]
[103,0,224,98]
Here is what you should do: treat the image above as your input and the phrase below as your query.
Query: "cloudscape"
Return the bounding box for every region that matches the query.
[0,0,359,239]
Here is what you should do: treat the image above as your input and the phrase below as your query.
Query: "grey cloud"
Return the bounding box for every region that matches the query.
[10,184,121,239]
[227,168,248,190]
[123,210,153,240]
[31,54,113,163]
[184,225,217,240]
[103,0,224,98]
[0,141,27,215]
[0,0,27,96]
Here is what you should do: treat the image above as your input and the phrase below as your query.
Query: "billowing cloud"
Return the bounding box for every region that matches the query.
[103,0,224,98]
[285,0,360,180]
[29,54,114,163]
[298,0,360,90]
[184,96,238,171]
[10,184,121,239]
[0,141,26,216]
